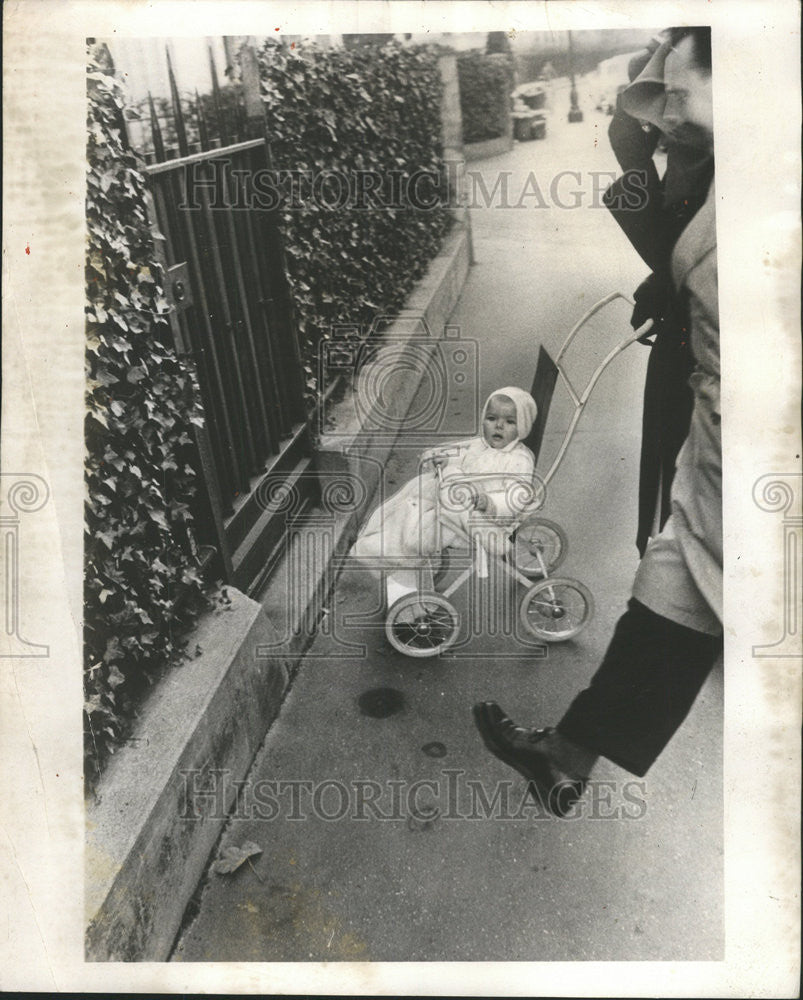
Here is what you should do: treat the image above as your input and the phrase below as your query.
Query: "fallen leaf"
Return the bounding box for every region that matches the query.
[211,840,263,875]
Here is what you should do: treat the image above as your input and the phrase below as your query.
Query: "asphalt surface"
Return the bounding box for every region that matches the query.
[173,90,723,963]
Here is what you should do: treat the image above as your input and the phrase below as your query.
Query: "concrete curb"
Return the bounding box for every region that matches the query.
[85,591,291,961]
[85,219,472,962]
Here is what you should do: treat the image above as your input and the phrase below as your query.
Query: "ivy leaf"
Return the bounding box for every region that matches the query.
[103,637,123,663]
[148,509,169,529]
[107,664,125,689]
[95,367,120,388]
[84,694,103,715]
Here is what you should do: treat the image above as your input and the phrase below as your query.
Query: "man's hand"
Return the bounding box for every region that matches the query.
[631,272,669,341]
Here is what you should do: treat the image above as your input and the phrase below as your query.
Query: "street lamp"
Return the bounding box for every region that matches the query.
[567,30,584,122]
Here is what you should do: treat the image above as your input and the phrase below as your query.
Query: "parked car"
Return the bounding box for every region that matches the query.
[511,81,550,140]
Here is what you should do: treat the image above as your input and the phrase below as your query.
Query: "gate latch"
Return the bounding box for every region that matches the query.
[167,261,193,313]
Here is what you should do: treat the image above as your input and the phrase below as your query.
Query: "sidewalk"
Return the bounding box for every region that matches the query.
[172,101,723,963]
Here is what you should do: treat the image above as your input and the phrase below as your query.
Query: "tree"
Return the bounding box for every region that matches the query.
[486,31,513,56]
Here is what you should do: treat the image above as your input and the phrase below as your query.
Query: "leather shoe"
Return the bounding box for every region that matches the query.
[472,701,585,818]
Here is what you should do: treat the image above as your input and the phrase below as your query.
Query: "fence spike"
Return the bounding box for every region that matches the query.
[166,45,189,157]
[209,43,231,147]
[196,89,210,151]
[148,91,166,162]
[235,98,249,144]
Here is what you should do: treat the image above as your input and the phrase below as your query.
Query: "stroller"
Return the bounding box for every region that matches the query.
[384,292,652,658]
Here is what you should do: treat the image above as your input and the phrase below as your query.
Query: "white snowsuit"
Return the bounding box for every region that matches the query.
[351,387,538,605]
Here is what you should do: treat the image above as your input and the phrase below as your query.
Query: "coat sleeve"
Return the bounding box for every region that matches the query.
[482,448,537,519]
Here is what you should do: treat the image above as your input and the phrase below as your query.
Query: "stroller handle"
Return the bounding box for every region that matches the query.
[556,291,635,364]
[540,297,653,489]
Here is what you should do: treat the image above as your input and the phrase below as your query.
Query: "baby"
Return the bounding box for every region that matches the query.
[352,387,538,607]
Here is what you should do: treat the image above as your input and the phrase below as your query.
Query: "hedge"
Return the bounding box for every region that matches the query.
[457,50,514,143]
[84,43,211,785]
[256,38,452,402]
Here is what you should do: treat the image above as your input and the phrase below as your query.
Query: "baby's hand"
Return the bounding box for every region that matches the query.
[423,450,448,469]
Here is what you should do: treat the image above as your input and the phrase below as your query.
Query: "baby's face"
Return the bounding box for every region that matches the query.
[483,395,518,449]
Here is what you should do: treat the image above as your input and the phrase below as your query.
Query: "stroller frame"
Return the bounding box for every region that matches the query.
[384,292,651,657]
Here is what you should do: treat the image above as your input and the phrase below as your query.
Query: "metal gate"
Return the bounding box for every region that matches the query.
[140,45,316,595]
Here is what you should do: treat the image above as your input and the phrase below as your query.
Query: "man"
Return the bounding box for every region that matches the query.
[473,27,722,818]
[604,33,714,556]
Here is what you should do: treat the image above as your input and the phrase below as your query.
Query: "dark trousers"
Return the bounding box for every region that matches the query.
[636,323,695,557]
[557,598,722,776]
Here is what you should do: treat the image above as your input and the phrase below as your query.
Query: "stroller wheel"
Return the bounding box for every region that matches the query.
[386,592,460,658]
[519,577,593,642]
[512,517,568,578]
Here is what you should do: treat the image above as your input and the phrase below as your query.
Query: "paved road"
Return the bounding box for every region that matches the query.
[173,96,723,963]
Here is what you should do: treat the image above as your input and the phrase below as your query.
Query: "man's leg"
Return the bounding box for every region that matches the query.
[557,597,722,777]
[474,516,722,812]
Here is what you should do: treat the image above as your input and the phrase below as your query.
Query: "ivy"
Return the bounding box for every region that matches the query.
[85,44,211,786]
[457,51,514,143]
[256,38,452,403]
